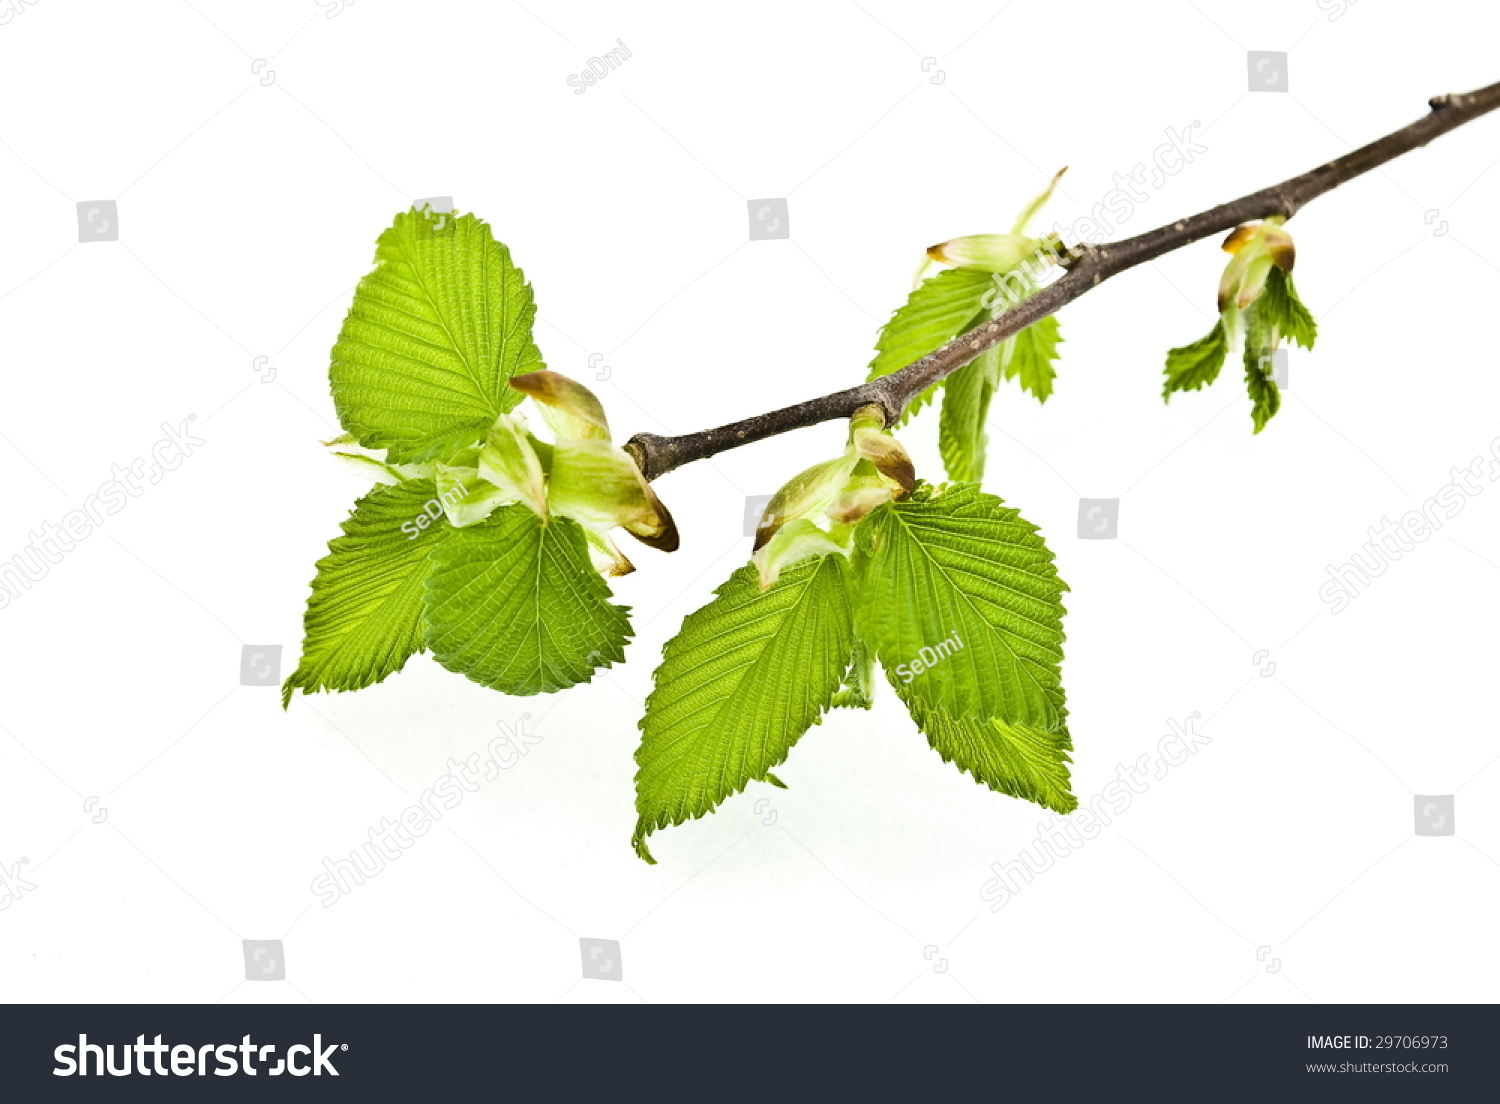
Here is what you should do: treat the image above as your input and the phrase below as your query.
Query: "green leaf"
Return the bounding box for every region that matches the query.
[282,480,449,706]
[1259,266,1318,350]
[899,693,1077,814]
[936,298,1060,484]
[1244,360,1281,434]
[853,483,1068,730]
[632,556,855,862]
[867,268,993,420]
[331,210,544,464]
[423,504,630,695]
[1243,306,1282,434]
[831,639,875,711]
[1003,313,1062,402]
[937,349,997,484]
[1163,320,1229,400]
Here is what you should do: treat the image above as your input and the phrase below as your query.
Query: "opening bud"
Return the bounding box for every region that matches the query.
[1217,219,1296,313]
[917,168,1068,287]
[513,370,679,554]
[749,407,916,584]
[509,370,611,441]
[478,413,549,520]
[752,519,848,590]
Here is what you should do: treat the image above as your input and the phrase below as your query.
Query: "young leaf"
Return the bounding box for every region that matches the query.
[867,269,993,420]
[1259,266,1318,349]
[331,210,544,464]
[753,517,847,589]
[853,484,1068,730]
[434,448,513,529]
[830,639,876,711]
[632,556,855,862]
[899,693,1077,814]
[1162,320,1229,399]
[547,440,657,534]
[1003,313,1062,403]
[509,369,612,441]
[1244,361,1281,433]
[423,504,630,695]
[937,348,998,484]
[1243,308,1282,434]
[282,480,449,706]
[937,299,1061,484]
[477,415,549,520]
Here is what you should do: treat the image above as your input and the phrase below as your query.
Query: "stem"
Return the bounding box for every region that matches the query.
[624,80,1500,482]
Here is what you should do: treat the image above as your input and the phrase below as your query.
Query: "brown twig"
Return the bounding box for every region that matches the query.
[623,80,1500,482]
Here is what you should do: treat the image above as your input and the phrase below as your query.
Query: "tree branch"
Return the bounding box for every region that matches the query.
[624,80,1500,482]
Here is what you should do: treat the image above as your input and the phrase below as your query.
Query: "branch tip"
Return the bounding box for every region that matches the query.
[615,79,1500,485]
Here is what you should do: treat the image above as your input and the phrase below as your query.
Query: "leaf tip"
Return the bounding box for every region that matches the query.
[631,824,658,865]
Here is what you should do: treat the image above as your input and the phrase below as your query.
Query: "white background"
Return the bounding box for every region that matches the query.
[2,0,1498,1005]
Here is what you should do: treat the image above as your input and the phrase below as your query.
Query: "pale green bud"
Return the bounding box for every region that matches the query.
[509,370,611,441]
[751,406,914,583]
[478,414,549,520]
[925,232,1039,274]
[850,404,915,495]
[1217,220,1295,314]
[752,455,859,552]
[509,370,678,552]
[582,527,635,577]
[434,446,514,528]
[918,167,1067,285]
[548,439,678,552]
[752,518,849,590]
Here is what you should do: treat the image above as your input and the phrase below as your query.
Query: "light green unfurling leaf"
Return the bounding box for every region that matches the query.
[1003,313,1062,403]
[752,518,848,590]
[435,447,511,528]
[830,639,876,711]
[937,351,997,485]
[1259,266,1318,350]
[1242,305,1282,434]
[867,268,993,421]
[1163,320,1229,400]
[477,415,549,519]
